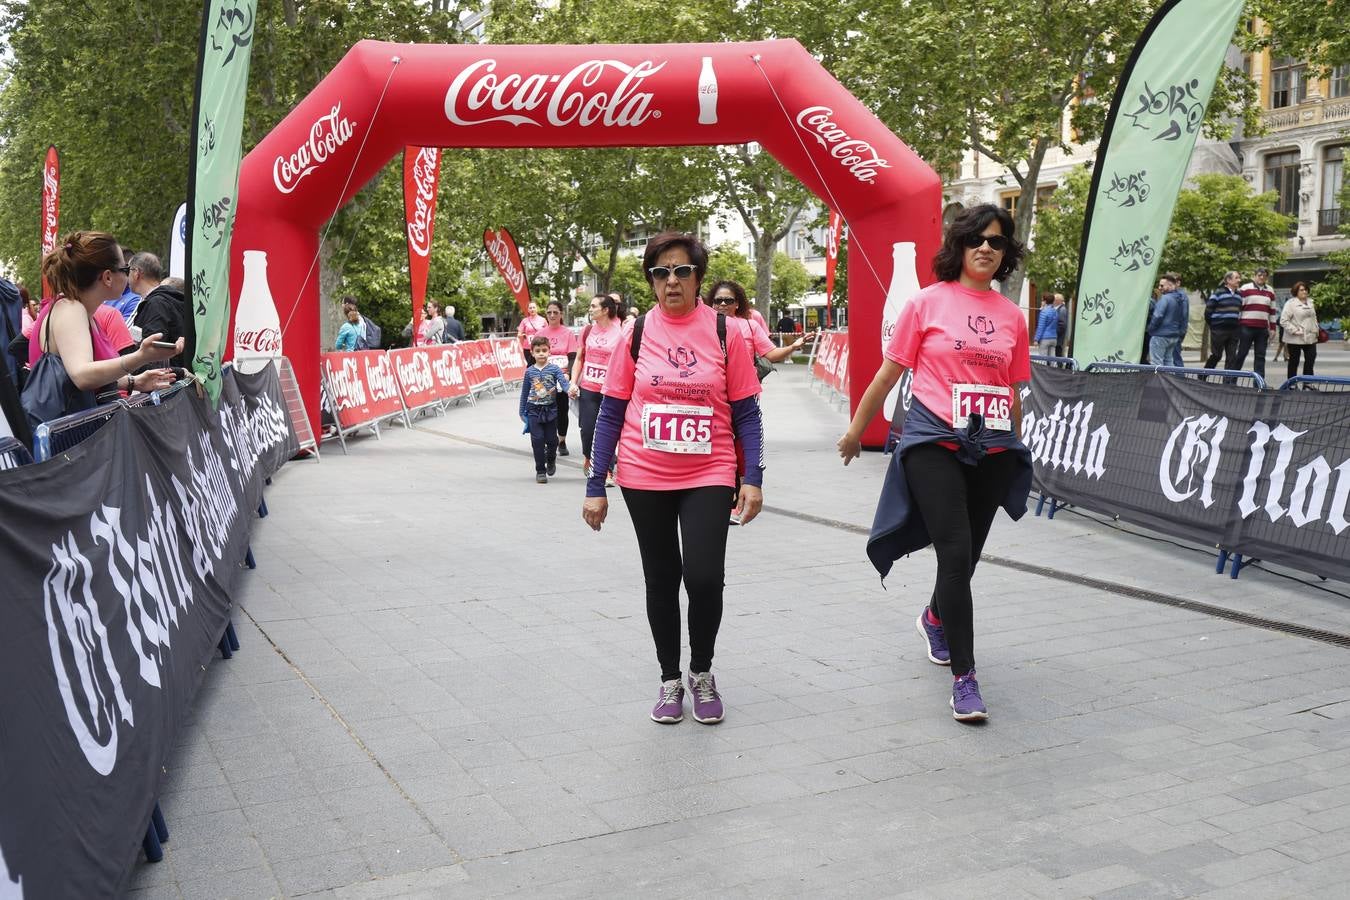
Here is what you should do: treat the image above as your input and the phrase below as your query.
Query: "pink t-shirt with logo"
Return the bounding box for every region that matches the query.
[741,316,775,357]
[884,281,1031,427]
[518,313,547,347]
[537,324,578,369]
[578,320,622,392]
[603,301,761,491]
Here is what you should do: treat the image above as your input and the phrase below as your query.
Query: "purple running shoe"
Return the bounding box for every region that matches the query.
[651,679,684,723]
[687,671,724,724]
[950,671,988,722]
[917,609,951,666]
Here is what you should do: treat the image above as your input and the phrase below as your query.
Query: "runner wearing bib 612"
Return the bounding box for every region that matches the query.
[838,204,1034,723]
[582,232,765,726]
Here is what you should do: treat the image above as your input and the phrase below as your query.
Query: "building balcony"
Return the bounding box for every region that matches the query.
[1260,96,1350,132]
[1321,208,1344,236]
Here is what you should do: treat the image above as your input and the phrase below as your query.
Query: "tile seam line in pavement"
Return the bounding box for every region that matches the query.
[235,603,465,867]
[410,424,1350,653]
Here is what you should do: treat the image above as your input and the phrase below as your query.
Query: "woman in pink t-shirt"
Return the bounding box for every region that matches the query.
[517,301,547,357]
[568,293,626,482]
[537,300,578,456]
[838,204,1033,724]
[581,232,765,726]
[706,280,813,367]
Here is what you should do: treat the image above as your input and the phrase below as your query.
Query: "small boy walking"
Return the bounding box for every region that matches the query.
[520,336,571,483]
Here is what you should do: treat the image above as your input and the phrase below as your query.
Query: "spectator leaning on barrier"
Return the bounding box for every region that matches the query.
[336,307,361,351]
[1033,293,1058,356]
[1203,270,1243,372]
[442,303,465,342]
[105,245,142,323]
[341,296,381,350]
[129,254,190,367]
[1149,273,1188,368]
[1053,293,1068,356]
[1234,267,1277,378]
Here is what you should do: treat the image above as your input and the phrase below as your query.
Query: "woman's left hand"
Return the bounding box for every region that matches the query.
[733,484,763,525]
[133,367,178,392]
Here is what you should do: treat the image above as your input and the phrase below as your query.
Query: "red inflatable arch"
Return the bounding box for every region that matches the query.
[232,39,941,447]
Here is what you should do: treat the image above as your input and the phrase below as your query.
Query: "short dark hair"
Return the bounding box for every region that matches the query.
[342,295,359,310]
[1040,292,1054,306]
[706,279,750,319]
[546,299,565,314]
[932,204,1024,283]
[593,293,626,321]
[129,251,164,281]
[1293,281,1311,296]
[642,231,708,289]
[530,336,550,350]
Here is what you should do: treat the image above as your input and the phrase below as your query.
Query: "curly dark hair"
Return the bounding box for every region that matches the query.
[932,204,1024,283]
[705,279,751,319]
[642,231,708,290]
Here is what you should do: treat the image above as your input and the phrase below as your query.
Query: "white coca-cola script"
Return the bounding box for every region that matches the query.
[327,358,368,409]
[432,349,465,387]
[273,103,358,195]
[485,230,526,293]
[364,355,401,404]
[234,327,282,356]
[42,165,59,250]
[445,59,665,128]
[407,148,440,257]
[794,107,892,185]
[395,351,435,398]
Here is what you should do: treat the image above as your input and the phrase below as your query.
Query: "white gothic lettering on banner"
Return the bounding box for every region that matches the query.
[1237,420,1350,534]
[365,353,401,403]
[218,390,292,485]
[273,103,358,194]
[1021,399,1110,479]
[327,357,368,409]
[794,107,892,184]
[407,147,439,257]
[0,844,21,899]
[445,59,665,128]
[1159,414,1228,506]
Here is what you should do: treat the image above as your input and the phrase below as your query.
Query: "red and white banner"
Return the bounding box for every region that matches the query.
[824,209,843,329]
[321,350,405,430]
[388,344,471,410]
[491,336,527,383]
[483,227,532,314]
[460,339,504,391]
[403,146,442,340]
[40,145,60,299]
[811,331,850,396]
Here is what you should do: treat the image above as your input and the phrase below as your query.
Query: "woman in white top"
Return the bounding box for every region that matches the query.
[1279,281,1320,380]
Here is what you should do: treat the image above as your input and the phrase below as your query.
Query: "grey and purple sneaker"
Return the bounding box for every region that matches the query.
[917,609,951,666]
[651,679,684,724]
[950,671,988,722]
[688,671,724,724]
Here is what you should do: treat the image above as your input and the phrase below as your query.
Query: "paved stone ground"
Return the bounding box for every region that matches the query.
[126,365,1350,899]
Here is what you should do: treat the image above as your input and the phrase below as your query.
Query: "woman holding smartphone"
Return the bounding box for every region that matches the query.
[838,204,1033,723]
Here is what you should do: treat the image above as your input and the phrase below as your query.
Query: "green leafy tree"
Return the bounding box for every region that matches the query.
[704,243,757,296]
[1024,166,1093,296]
[770,252,813,307]
[1311,177,1350,322]
[1159,174,1292,295]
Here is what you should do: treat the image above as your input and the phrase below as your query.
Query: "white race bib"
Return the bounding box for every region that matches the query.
[548,354,569,370]
[641,403,714,454]
[583,361,608,384]
[952,383,1011,431]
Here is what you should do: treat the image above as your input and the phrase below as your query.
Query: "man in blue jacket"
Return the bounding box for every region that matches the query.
[1033,294,1058,356]
[1149,273,1188,367]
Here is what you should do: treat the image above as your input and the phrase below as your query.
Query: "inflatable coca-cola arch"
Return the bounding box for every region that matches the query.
[231,39,941,447]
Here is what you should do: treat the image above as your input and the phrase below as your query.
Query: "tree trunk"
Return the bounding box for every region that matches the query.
[754,232,776,322]
[999,136,1050,304]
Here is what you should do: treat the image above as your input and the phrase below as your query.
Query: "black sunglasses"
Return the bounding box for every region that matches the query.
[649,264,698,281]
[711,296,738,306]
[961,232,1010,253]
[112,264,131,276]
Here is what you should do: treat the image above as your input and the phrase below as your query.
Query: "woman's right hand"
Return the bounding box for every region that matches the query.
[582,496,608,531]
[136,332,183,365]
[837,431,862,465]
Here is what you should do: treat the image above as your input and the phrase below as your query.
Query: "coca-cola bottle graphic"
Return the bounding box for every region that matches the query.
[697,57,718,125]
[881,241,919,424]
[232,249,283,375]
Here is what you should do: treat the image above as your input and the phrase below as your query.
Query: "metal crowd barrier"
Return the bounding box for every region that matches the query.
[1030,354,1077,370]
[1280,375,1350,392]
[0,435,33,469]
[1084,361,1266,390]
[32,400,124,462]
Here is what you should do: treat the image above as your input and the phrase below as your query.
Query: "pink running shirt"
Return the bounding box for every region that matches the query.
[603,301,761,491]
[577,320,622,392]
[518,313,547,347]
[741,316,775,357]
[884,281,1031,427]
[537,324,578,370]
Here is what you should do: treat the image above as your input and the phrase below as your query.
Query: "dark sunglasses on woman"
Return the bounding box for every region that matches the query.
[961,232,1010,253]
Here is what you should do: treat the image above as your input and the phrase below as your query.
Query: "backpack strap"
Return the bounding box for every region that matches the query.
[716,312,727,360]
[630,313,645,363]
[630,312,727,362]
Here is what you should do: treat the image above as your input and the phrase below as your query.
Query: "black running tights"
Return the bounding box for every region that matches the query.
[622,485,733,681]
[903,443,1021,676]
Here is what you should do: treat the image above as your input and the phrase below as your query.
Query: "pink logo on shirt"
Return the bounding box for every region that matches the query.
[666,346,699,377]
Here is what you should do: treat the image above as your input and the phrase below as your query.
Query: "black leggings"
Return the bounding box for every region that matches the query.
[1287,343,1316,380]
[622,485,734,681]
[555,391,569,438]
[577,387,603,459]
[903,443,1022,676]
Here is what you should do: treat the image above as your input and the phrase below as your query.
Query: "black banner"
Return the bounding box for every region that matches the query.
[0,364,296,898]
[1025,367,1350,583]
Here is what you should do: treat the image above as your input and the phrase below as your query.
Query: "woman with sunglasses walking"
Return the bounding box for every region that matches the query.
[568,293,626,483]
[707,280,812,366]
[838,204,1033,722]
[582,232,765,725]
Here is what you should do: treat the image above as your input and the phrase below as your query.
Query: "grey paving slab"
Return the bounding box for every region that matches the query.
[133,367,1350,897]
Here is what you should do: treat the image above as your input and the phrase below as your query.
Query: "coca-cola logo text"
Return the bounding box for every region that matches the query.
[273,103,358,195]
[795,107,892,185]
[485,230,527,294]
[364,355,400,404]
[407,148,440,258]
[234,327,282,355]
[432,349,465,388]
[327,358,367,409]
[445,59,665,128]
[42,164,59,249]
[394,351,435,399]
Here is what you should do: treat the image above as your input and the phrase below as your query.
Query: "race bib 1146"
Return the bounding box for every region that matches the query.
[641,403,714,454]
[952,383,1011,431]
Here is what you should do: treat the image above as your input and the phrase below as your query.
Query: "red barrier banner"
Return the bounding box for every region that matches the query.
[403,146,442,339]
[491,337,527,383]
[389,345,473,409]
[812,331,849,396]
[40,145,59,298]
[483,227,532,314]
[824,208,842,329]
[460,339,502,392]
[321,350,405,430]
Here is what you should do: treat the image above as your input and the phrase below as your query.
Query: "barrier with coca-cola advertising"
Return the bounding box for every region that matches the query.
[388,344,472,413]
[811,331,850,398]
[230,39,941,448]
[460,339,504,394]
[321,350,407,432]
[491,337,527,384]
